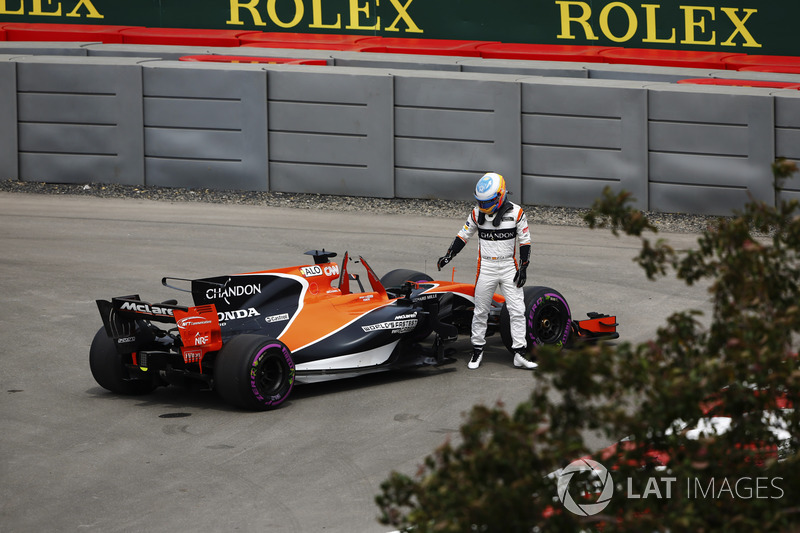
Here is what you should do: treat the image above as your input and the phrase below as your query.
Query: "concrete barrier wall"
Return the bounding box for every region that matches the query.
[0,42,90,56]
[142,61,268,190]
[0,57,16,181]
[774,91,800,204]
[15,56,144,185]
[266,66,394,197]
[520,78,648,210]
[393,71,521,202]
[648,85,776,216]
[1,49,799,216]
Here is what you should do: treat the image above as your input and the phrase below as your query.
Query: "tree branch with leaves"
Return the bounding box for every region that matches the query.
[377,160,800,532]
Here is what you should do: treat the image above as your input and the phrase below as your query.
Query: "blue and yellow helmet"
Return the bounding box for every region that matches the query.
[474,172,507,214]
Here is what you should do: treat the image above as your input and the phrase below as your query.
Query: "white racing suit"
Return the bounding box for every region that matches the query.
[455,201,531,350]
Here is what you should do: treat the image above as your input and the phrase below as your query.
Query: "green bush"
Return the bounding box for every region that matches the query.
[376,160,800,532]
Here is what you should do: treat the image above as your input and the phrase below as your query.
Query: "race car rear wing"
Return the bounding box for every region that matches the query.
[96,296,222,360]
[95,295,183,354]
[98,295,187,324]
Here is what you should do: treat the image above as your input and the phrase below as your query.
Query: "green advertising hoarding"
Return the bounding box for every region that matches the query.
[0,0,795,55]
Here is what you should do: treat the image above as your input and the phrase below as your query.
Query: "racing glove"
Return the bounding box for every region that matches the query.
[437,237,466,271]
[514,244,531,288]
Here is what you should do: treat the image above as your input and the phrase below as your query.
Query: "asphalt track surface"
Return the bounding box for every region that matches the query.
[0,192,712,532]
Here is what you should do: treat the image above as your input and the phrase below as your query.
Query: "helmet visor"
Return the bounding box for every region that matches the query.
[477,198,496,209]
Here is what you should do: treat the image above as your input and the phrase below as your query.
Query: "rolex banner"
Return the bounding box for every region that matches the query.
[0,0,794,55]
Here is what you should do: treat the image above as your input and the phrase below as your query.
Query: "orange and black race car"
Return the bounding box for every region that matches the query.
[91,249,618,411]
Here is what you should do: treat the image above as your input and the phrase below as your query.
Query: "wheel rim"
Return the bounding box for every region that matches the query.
[254,351,285,396]
[533,303,566,344]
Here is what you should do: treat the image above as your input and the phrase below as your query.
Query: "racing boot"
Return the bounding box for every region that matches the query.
[513,348,538,370]
[468,345,484,370]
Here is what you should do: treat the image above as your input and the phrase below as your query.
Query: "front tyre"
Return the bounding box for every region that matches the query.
[89,326,157,395]
[214,335,295,411]
[380,268,433,290]
[380,269,435,342]
[500,286,572,351]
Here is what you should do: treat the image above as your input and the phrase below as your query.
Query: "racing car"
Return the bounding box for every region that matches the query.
[90,249,618,410]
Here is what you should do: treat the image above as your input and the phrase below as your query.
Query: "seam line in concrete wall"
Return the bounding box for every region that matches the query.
[270,160,368,169]
[270,130,366,138]
[650,180,750,190]
[270,99,367,108]
[144,95,242,103]
[146,125,242,132]
[524,143,622,152]
[527,173,622,182]
[649,118,749,127]
[650,149,750,159]
[396,104,494,113]
[18,90,117,97]
[524,111,622,120]
[20,120,119,126]
[396,135,494,144]
[147,155,243,162]
[20,150,119,157]
[395,165,482,172]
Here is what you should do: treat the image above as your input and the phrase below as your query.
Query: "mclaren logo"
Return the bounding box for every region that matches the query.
[119,301,175,317]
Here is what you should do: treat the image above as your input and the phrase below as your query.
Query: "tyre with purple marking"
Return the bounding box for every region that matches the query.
[500,286,572,351]
[214,335,295,411]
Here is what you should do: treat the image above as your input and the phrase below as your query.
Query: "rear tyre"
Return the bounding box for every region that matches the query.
[89,326,157,395]
[214,335,295,411]
[500,286,572,351]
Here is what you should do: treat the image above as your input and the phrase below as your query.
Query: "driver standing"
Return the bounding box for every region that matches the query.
[437,172,537,370]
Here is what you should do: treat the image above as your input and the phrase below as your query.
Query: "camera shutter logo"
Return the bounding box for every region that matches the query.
[557,458,614,516]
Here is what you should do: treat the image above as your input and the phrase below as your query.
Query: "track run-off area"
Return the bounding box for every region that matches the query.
[0,192,710,532]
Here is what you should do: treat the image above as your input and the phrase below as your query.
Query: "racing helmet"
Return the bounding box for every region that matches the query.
[474,172,507,214]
